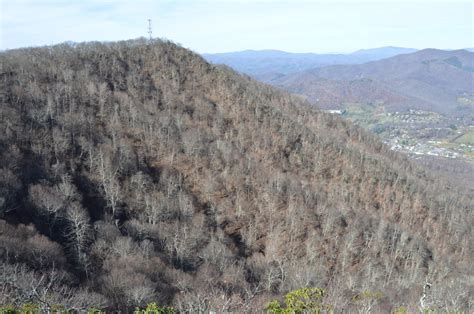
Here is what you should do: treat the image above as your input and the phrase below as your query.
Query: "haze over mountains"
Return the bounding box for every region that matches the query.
[203,46,418,77]
[272,49,474,116]
[1,39,473,312]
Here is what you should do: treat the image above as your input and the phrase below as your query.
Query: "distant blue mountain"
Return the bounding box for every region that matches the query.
[272,49,474,116]
[351,46,418,59]
[202,47,419,77]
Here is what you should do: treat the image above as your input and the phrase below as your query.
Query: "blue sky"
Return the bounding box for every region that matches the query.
[1,0,472,53]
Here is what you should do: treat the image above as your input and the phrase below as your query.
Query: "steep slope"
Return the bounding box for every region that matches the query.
[273,49,474,115]
[203,47,418,78]
[0,39,472,312]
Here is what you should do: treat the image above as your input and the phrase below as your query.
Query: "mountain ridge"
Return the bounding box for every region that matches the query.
[272,48,474,115]
[203,46,420,76]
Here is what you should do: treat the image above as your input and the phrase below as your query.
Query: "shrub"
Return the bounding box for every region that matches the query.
[0,304,17,314]
[134,302,175,314]
[265,287,332,313]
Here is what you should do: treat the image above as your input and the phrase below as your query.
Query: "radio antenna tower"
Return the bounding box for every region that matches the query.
[148,19,152,40]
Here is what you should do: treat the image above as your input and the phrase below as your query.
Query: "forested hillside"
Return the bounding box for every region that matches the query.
[0,39,472,312]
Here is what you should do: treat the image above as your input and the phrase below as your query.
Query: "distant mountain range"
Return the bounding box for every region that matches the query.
[351,46,419,59]
[271,49,474,116]
[203,46,418,77]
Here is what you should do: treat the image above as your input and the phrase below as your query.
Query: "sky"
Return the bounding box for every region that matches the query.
[1,0,473,53]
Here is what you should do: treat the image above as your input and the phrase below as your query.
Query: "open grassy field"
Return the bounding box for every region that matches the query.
[454,130,474,144]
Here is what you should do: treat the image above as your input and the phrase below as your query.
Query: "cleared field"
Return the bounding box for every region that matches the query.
[437,141,460,149]
[457,96,474,106]
[454,131,474,144]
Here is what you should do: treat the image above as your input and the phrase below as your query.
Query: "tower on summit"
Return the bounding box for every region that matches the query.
[148,19,152,40]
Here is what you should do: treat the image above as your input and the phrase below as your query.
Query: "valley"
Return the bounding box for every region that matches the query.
[207,48,474,170]
[333,105,474,162]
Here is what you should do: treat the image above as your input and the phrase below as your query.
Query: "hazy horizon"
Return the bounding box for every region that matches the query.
[203,46,474,55]
[1,0,472,53]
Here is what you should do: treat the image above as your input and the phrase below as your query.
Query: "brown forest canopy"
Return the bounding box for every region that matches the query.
[0,39,472,312]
